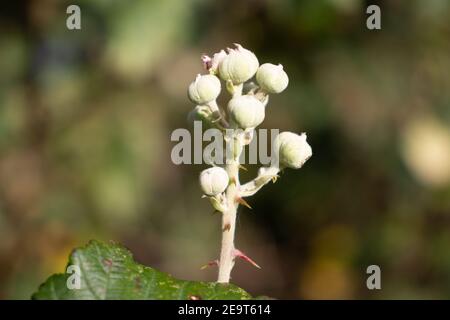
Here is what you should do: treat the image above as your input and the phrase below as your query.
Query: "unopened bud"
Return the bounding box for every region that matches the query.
[219,44,259,84]
[256,63,289,94]
[228,95,265,129]
[199,167,229,196]
[273,132,312,169]
[188,74,221,105]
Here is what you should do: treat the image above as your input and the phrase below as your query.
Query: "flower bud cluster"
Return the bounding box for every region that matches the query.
[186,45,313,283]
[187,44,312,205]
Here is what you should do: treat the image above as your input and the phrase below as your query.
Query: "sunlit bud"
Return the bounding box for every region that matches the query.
[273,132,312,169]
[188,74,221,105]
[218,44,259,84]
[227,95,265,129]
[199,167,229,196]
[256,63,289,94]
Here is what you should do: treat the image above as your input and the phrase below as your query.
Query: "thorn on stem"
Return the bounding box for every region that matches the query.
[236,196,252,209]
[239,164,248,171]
[233,249,261,269]
[200,259,219,270]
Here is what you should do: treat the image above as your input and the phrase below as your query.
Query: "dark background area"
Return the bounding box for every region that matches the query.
[0,0,449,299]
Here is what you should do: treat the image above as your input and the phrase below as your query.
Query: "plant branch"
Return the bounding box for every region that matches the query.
[240,166,280,198]
[217,159,239,283]
[217,125,244,283]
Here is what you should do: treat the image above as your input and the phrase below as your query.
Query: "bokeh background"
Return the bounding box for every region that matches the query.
[1,0,450,299]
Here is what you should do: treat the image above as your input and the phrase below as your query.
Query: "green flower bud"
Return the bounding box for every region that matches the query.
[199,167,229,196]
[188,74,221,105]
[256,63,289,94]
[218,44,259,84]
[273,132,312,169]
[228,95,265,129]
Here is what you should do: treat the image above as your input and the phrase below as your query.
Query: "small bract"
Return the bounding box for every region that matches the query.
[202,50,227,74]
[187,105,213,127]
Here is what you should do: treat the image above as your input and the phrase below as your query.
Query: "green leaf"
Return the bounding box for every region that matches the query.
[32,240,253,300]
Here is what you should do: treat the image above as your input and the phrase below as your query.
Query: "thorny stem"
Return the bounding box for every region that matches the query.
[194,46,310,284]
[217,83,244,283]
[216,84,272,283]
[217,159,239,283]
[217,144,279,282]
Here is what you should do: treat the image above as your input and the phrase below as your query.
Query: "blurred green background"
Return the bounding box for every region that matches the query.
[1,0,450,299]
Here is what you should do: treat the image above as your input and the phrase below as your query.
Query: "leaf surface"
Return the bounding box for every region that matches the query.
[32,240,252,300]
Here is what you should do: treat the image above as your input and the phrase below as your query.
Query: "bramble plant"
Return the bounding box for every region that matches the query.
[32,44,311,300]
[188,44,312,283]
